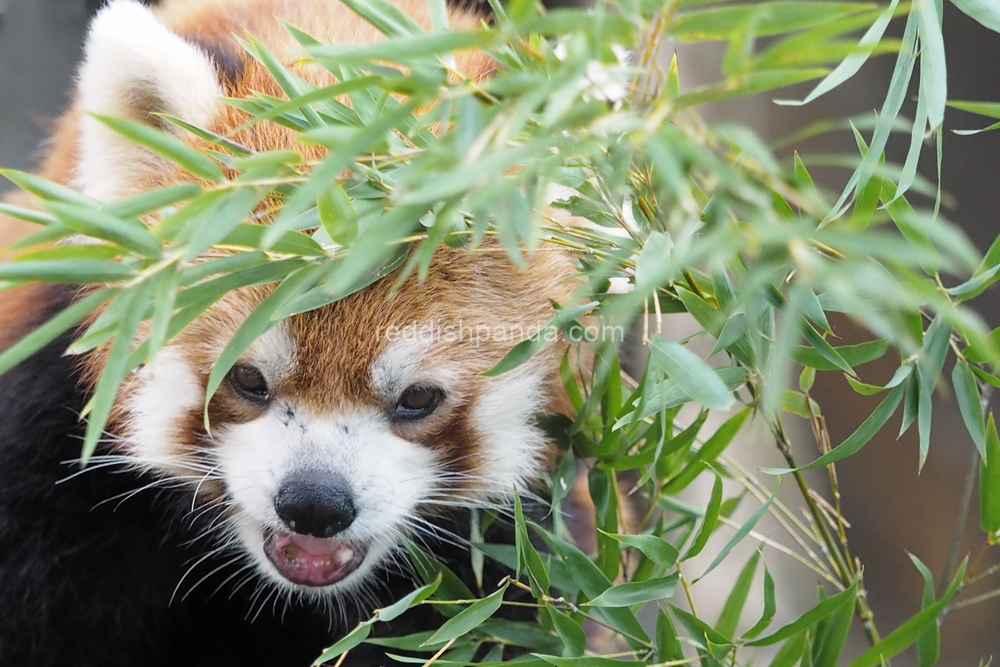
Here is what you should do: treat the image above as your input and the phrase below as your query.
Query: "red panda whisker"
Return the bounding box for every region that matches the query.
[178,553,246,603]
[170,541,240,607]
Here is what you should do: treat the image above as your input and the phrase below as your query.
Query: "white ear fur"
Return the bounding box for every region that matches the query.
[75,0,223,200]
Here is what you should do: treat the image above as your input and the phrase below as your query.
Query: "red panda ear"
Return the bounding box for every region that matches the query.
[75,0,223,201]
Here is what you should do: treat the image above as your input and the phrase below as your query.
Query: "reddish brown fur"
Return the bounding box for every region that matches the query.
[0,0,578,492]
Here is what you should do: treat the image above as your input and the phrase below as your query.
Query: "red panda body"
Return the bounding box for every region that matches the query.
[0,1,576,665]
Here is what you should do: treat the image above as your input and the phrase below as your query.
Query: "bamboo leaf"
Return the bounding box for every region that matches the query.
[848,559,966,667]
[953,361,987,460]
[92,114,224,182]
[746,580,858,647]
[979,414,1000,542]
[584,574,679,608]
[663,409,750,494]
[908,554,940,667]
[423,583,508,646]
[683,469,724,560]
[742,564,777,639]
[765,383,905,474]
[716,550,761,640]
[651,338,735,410]
[951,0,1000,32]
[696,482,777,582]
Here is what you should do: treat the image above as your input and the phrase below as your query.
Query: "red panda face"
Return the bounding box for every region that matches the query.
[118,250,572,592]
[63,1,577,594]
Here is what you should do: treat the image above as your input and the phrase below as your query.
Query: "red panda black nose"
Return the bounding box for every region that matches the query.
[274,472,357,538]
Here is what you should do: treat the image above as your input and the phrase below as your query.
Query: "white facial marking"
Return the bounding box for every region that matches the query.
[371,335,463,399]
[217,406,439,593]
[471,363,548,497]
[125,346,203,470]
[76,0,223,201]
[245,322,296,386]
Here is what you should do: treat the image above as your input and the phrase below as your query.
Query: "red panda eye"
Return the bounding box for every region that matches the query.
[229,364,269,402]
[394,386,444,421]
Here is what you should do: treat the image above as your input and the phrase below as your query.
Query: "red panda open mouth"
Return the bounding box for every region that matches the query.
[262,530,366,587]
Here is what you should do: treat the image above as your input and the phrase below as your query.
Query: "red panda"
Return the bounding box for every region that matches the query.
[0,1,578,665]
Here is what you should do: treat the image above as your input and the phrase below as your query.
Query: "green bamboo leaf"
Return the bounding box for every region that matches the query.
[979,414,1000,541]
[651,338,735,410]
[376,575,442,623]
[481,330,551,377]
[948,263,1000,301]
[951,0,1000,32]
[81,279,155,462]
[479,618,565,654]
[664,409,750,494]
[913,0,946,130]
[742,564,777,639]
[656,607,684,662]
[746,580,858,647]
[669,2,873,42]
[182,187,264,261]
[0,169,98,206]
[676,68,829,108]
[423,583,508,646]
[584,574,678,608]
[546,605,586,657]
[220,224,326,258]
[155,113,254,156]
[776,0,900,105]
[848,559,966,667]
[239,34,324,128]
[794,151,818,194]
[598,532,679,568]
[341,0,424,36]
[952,361,987,460]
[918,315,951,469]
[767,629,809,667]
[683,469,723,560]
[318,186,359,246]
[0,259,135,284]
[312,622,373,664]
[514,490,549,595]
[92,114,224,182]
[665,52,680,100]
[716,550,761,640]
[670,604,734,657]
[45,202,162,257]
[0,202,58,227]
[846,364,913,396]
[811,582,856,667]
[825,14,916,223]
[908,554,940,667]
[534,657,637,667]
[799,324,854,375]
[539,529,650,645]
[791,340,889,371]
[964,325,1000,363]
[309,30,490,65]
[696,482,777,582]
[102,183,203,219]
[624,367,748,424]
[764,384,904,474]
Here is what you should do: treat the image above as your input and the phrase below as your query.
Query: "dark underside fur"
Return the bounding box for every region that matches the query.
[0,285,525,667]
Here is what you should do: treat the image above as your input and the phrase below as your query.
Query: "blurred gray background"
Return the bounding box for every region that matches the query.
[2,0,999,664]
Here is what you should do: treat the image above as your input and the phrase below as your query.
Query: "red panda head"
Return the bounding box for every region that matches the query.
[66,0,578,593]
